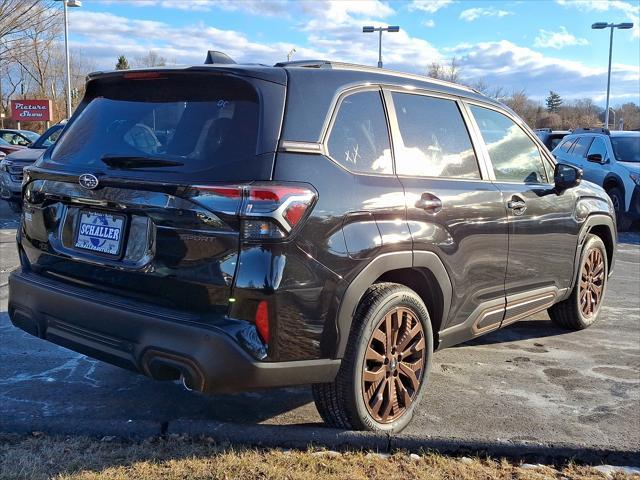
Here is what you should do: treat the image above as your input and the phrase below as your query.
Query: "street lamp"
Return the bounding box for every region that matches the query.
[287,48,296,62]
[57,0,82,119]
[362,25,400,68]
[591,21,634,128]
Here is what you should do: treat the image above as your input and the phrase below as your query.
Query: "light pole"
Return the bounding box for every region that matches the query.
[287,48,296,62]
[57,0,82,119]
[362,25,400,68]
[591,21,633,128]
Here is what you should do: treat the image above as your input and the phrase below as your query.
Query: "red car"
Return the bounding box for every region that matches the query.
[0,137,26,156]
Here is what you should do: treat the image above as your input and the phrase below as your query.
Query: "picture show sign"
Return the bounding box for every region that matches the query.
[10,100,52,122]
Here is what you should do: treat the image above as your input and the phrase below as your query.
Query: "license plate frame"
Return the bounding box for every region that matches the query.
[74,210,127,257]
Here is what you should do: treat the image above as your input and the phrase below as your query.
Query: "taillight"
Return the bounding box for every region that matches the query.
[255,300,270,343]
[193,183,316,240]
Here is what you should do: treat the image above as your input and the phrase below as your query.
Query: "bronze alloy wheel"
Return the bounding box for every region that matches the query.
[362,306,426,424]
[579,247,605,318]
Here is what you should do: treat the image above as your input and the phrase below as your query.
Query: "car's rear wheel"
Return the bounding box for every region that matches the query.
[607,187,630,231]
[313,282,433,433]
[548,234,608,330]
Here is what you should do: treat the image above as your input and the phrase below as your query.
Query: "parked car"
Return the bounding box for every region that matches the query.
[535,128,570,151]
[0,122,66,212]
[0,137,26,156]
[9,58,616,433]
[552,128,640,230]
[0,128,39,147]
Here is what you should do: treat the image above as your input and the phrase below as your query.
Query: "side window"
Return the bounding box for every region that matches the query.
[470,105,548,184]
[327,90,392,175]
[391,92,480,179]
[570,136,593,157]
[558,138,576,152]
[587,137,607,159]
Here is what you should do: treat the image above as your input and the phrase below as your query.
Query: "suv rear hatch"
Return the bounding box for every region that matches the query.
[20,68,286,315]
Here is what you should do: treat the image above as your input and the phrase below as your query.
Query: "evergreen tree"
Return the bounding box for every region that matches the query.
[546,91,563,113]
[115,55,130,70]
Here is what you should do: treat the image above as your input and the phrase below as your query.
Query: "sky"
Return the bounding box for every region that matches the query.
[66,0,640,105]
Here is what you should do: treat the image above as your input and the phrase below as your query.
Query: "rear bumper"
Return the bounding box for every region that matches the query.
[8,269,340,393]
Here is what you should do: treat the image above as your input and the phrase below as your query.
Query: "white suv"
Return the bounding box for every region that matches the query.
[552,128,640,230]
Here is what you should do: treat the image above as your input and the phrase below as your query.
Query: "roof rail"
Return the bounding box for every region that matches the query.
[274,59,476,93]
[572,127,610,135]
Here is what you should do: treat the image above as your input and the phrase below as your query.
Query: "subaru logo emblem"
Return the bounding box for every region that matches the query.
[79,174,99,190]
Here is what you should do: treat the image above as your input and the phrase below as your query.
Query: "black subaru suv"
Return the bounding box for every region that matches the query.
[9,56,616,433]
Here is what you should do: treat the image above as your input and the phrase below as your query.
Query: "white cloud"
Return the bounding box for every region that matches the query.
[556,0,640,38]
[67,5,638,104]
[409,0,454,14]
[459,7,513,22]
[68,7,442,72]
[533,26,589,49]
[423,19,436,28]
[451,40,639,101]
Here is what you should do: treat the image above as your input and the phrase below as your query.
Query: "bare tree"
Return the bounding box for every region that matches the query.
[134,50,167,68]
[427,56,460,83]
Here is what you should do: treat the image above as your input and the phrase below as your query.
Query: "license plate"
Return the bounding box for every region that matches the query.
[75,211,125,256]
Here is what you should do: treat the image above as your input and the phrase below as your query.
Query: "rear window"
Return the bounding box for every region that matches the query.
[50,74,263,181]
[548,135,566,150]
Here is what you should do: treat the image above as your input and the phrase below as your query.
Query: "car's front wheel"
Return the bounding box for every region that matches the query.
[548,234,608,330]
[313,282,433,433]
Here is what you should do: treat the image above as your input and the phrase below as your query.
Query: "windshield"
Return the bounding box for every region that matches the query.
[20,130,40,143]
[32,126,63,149]
[611,136,640,163]
[50,74,262,181]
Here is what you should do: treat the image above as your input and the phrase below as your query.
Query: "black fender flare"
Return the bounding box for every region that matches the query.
[603,174,625,195]
[334,251,452,358]
[565,214,616,298]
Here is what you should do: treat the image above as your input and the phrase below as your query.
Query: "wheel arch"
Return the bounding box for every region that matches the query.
[567,214,616,295]
[603,174,625,196]
[334,251,452,358]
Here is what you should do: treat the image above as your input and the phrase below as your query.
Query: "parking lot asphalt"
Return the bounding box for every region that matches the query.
[1,200,639,455]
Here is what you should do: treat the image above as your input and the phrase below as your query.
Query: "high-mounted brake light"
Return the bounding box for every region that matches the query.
[192,183,317,240]
[122,72,166,80]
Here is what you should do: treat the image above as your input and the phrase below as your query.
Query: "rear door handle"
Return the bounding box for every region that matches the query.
[415,193,442,213]
[507,198,527,215]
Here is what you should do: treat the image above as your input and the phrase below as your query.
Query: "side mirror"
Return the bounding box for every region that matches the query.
[586,153,604,164]
[555,163,582,190]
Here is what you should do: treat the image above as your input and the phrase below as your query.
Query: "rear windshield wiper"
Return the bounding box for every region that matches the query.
[101,155,184,169]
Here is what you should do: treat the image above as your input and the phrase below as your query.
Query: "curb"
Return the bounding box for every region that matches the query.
[3,418,638,467]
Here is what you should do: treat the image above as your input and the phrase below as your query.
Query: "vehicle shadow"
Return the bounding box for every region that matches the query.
[457,319,570,347]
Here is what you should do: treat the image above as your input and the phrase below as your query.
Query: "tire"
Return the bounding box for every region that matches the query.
[313,282,433,433]
[607,187,631,231]
[548,234,608,330]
